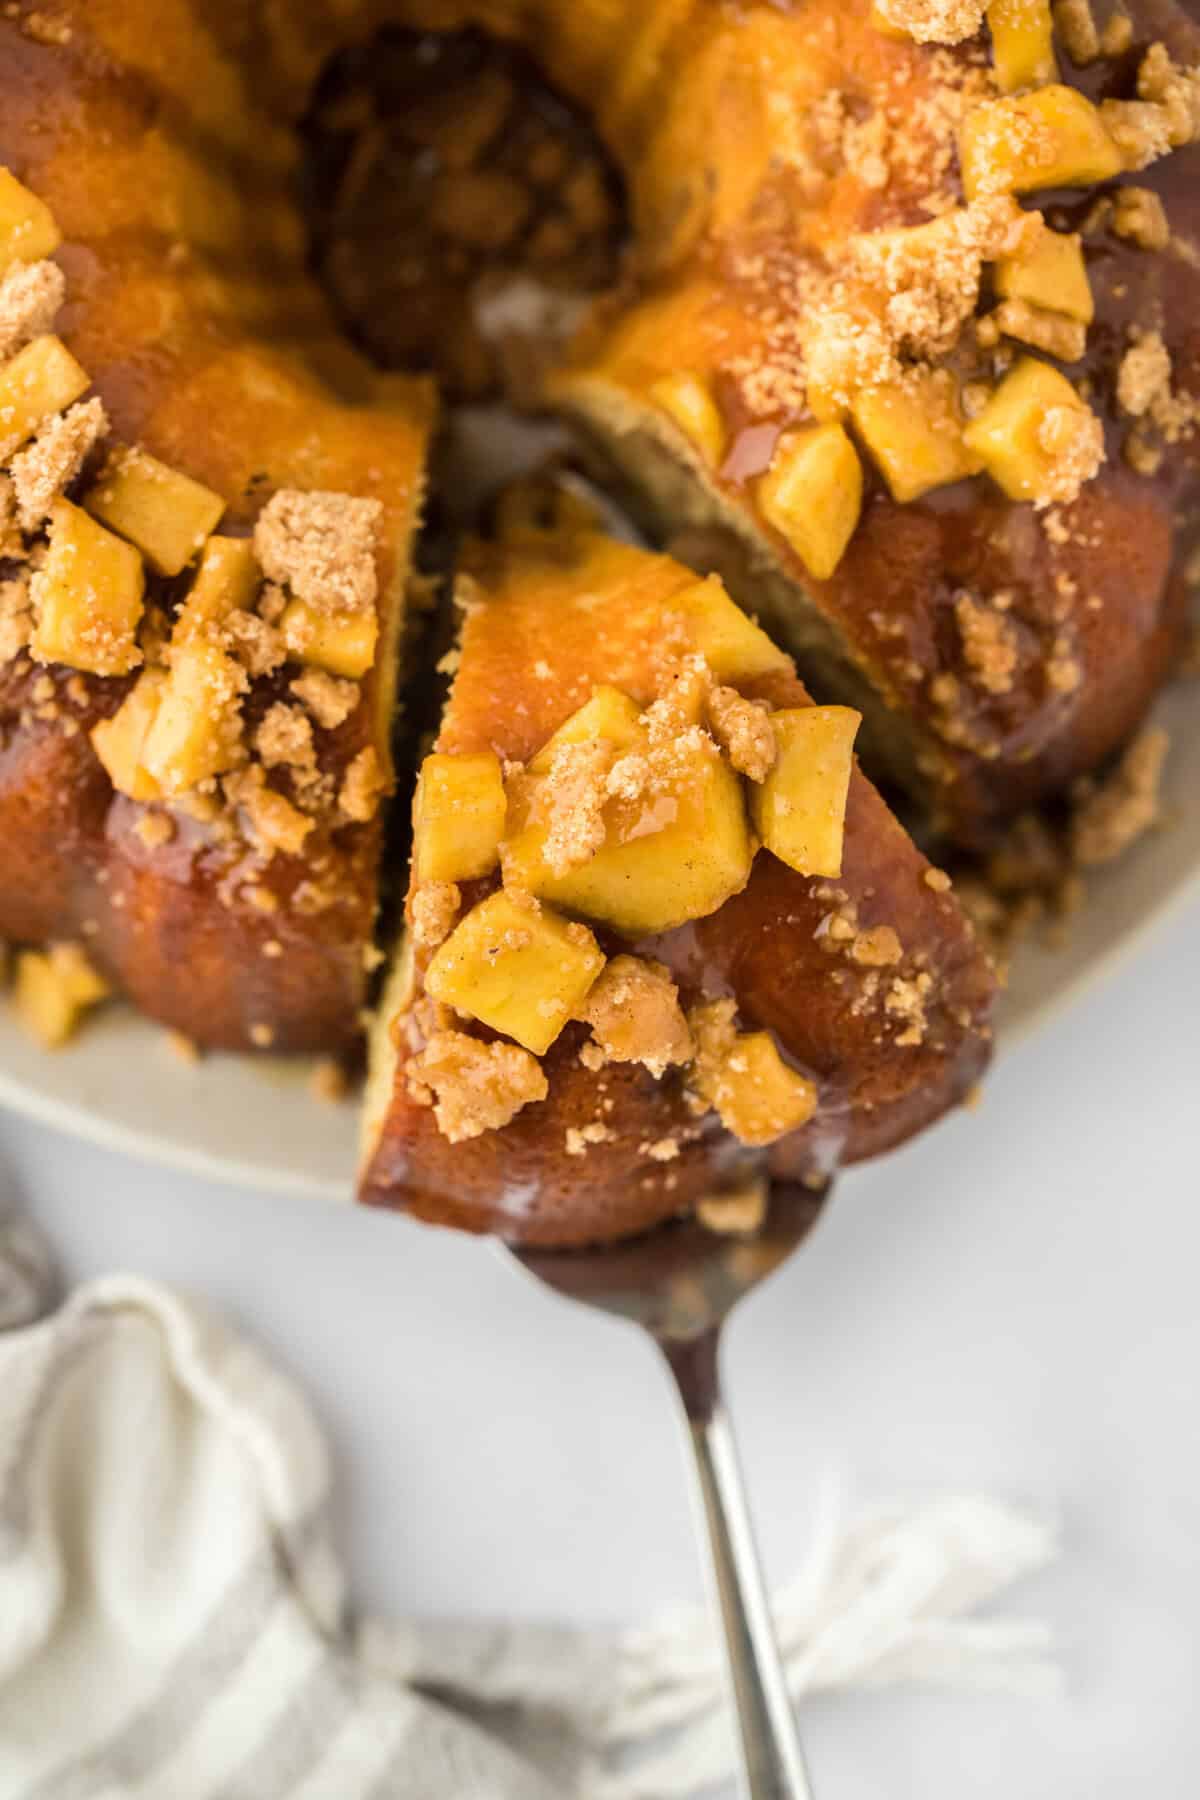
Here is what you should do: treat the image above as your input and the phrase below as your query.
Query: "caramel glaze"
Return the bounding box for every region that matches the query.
[360,532,995,1247]
[555,0,1200,846]
[0,3,432,1049]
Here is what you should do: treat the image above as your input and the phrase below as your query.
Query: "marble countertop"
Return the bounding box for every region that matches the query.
[2,895,1197,1799]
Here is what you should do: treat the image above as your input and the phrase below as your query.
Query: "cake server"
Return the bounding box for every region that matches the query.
[510,1176,827,1800]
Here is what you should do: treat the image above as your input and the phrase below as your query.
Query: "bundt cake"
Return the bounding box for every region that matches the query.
[0,0,1193,1242]
[360,524,996,1245]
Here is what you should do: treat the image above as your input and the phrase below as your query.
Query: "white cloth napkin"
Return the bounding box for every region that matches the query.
[0,1197,1061,1800]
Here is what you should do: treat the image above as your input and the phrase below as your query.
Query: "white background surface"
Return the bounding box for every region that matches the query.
[1,897,1197,1799]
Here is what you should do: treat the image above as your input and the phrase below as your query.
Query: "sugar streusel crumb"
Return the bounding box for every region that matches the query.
[409,1028,548,1141]
[580,955,693,1077]
[254,488,383,616]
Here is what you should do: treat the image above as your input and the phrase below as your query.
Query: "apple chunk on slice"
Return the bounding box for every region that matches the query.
[413,751,507,884]
[425,889,605,1056]
[751,706,861,879]
[502,696,754,938]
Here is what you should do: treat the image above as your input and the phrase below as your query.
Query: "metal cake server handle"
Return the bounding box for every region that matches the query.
[511,1176,827,1798]
[670,1327,815,1799]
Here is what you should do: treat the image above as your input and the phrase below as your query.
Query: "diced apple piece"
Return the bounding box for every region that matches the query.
[425,888,605,1056]
[502,733,755,937]
[15,942,110,1049]
[30,499,145,676]
[85,448,225,577]
[175,535,260,639]
[995,227,1093,323]
[140,637,245,792]
[665,576,790,681]
[0,334,89,462]
[90,669,167,801]
[960,86,1123,197]
[690,1000,819,1146]
[649,372,726,468]
[988,0,1056,91]
[413,750,507,883]
[751,706,860,879]
[708,1030,819,1147]
[0,168,61,274]
[851,370,982,504]
[962,355,1100,502]
[755,424,863,581]
[529,686,643,775]
[280,597,377,679]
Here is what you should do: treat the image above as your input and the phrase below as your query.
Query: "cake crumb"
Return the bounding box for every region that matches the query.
[249,1023,275,1049]
[565,1120,613,1156]
[1070,727,1169,866]
[223,611,285,679]
[409,1028,548,1140]
[885,971,932,1046]
[697,1182,768,1237]
[255,702,315,772]
[849,924,904,967]
[0,258,64,362]
[163,1028,199,1065]
[225,765,313,857]
[873,0,986,43]
[1117,330,1172,418]
[11,398,108,532]
[580,954,693,1077]
[1034,400,1105,506]
[290,668,359,730]
[955,593,1019,695]
[410,880,460,949]
[706,685,777,782]
[924,866,952,891]
[1111,186,1170,251]
[643,1137,681,1162]
[254,488,382,616]
[338,745,386,822]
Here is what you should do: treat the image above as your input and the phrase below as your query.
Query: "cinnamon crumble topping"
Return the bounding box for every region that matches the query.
[1070,727,1169,867]
[537,738,613,875]
[0,259,64,362]
[705,685,776,783]
[580,955,693,1077]
[290,668,359,730]
[1034,401,1105,506]
[410,880,461,949]
[874,0,987,44]
[223,610,285,679]
[338,745,386,822]
[955,593,1019,695]
[254,702,315,772]
[10,397,107,532]
[408,1028,548,1140]
[1110,187,1170,252]
[253,489,383,615]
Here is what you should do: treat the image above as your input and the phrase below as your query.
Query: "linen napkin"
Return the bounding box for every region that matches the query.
[0,1196,1061,1800]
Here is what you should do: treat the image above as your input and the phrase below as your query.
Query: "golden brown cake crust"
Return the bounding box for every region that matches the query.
[0,3,432,1049]
[360,533,995,1246]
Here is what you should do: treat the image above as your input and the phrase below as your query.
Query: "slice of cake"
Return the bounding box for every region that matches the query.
[360,523,996,1246]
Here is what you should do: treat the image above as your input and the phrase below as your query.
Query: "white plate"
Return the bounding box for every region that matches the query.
[0,681,1194,1202]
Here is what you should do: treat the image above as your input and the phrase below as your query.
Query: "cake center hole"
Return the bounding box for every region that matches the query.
[302,27,629,403]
